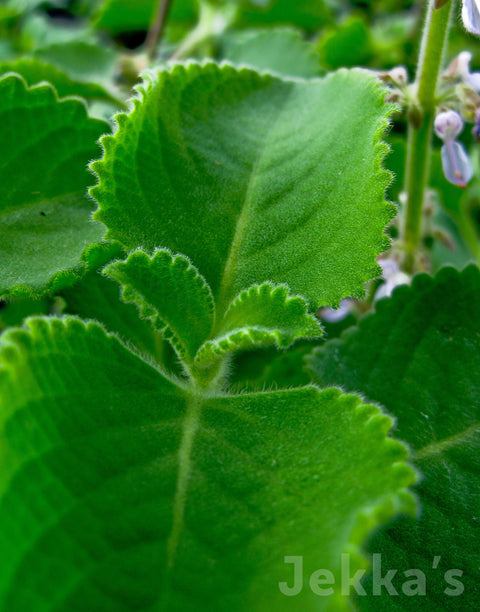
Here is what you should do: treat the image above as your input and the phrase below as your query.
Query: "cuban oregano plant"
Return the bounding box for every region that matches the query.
[0,60,418,611]
[3,0,480,607]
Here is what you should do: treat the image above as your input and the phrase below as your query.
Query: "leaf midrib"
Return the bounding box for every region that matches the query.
[413,422,480,462]
[162,390,202,603]
[214,82,294,320]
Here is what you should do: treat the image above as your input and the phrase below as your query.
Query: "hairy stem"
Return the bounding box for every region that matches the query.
[402,0,454,272]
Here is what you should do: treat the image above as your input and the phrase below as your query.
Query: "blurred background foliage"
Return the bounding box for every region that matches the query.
[3,0,479,70]
[1,0,480,335]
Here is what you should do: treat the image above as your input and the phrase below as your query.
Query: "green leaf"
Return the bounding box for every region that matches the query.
[0,297,51,331]
[229,341,314,392]
[91,62,395,312]
[195,283,322,365]
[237,0,332,33]
[0,316,415,611]
[104,249,215,363]
[307,265,480,607]
[105,250,321,371]
[34,40,117,84]
[318,17,375,70]
[221,27,322,78]
[20,11,96,49]
[94,0,197,34]
[0,58,122,105]
[0,74,109,298]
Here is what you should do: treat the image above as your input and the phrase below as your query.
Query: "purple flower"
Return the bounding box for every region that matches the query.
[319,299,352,323]
[374,259,410,302]
[434,111,473,187]
[456,51,480,90]
[462,1,480,37]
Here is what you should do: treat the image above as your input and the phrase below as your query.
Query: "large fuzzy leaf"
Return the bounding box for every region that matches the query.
[0,316,415,611]
[307,265,480,608]
[91,62,395,312]
[0,74,108,297]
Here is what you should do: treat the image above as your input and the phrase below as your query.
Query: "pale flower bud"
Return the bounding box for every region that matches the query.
[440,140,473,187]
[434,111,473,187]
[434,110,464,141]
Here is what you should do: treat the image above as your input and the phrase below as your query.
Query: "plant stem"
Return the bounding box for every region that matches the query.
[144,0,174,61]
[170,1,236,60]
[402,0,454,272]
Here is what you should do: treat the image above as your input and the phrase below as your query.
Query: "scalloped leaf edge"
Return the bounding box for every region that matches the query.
[103,247,215,362]
[0,73,110,299]
[195,282,322,365]
[89,61,398,310]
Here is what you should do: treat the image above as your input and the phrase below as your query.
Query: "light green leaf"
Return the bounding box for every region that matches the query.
[34,40,117,84]
[195,283,322,365]
[104,249,215,363]
[20,11,95,49]
[221,27,322,78]
[0,58,122,105]
[0,74,109,298]
[91,62,395,312]
[307,265,480,608]
[0,316,415,611]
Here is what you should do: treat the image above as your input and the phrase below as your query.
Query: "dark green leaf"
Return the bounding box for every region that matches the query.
[308,265,480,608]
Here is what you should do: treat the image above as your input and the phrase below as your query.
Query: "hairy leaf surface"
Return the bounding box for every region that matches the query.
[0,74,108,297]
[105,250,321,368]
[308,265,480,608]
[0,317,415,611]
[91,62,395,311]
[195,283,322,365]
[104,249,215,363]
